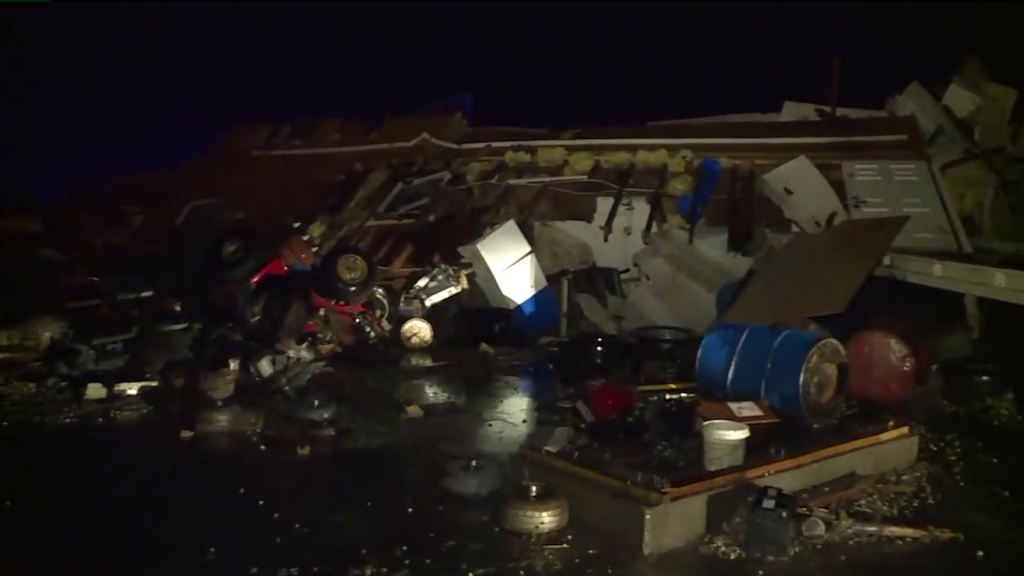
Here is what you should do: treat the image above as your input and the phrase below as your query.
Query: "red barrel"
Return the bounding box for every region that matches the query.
[867,317,929,381]
[846,330,917,406]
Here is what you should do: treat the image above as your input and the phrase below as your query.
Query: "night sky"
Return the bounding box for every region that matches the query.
[1,2,1019,204]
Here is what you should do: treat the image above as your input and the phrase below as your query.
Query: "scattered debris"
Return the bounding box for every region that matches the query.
[498,482,569,536]
[83,382,108,401]
[441,458,502,498]
[3,57,1023,575]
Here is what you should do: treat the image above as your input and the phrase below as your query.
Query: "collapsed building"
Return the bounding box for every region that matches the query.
[94,107,999,338]
[5,78,1023,561]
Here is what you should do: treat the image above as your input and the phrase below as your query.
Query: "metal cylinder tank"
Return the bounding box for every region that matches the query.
[845,329,917,406]
[763,330,846,422]
[726,325,780,399]
[694,323,748,395]
[696,324,847,423]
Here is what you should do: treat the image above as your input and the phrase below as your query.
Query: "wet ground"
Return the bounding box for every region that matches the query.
[2,354,1024,576]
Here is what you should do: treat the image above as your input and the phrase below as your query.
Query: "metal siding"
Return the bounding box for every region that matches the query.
[843,161,960,252]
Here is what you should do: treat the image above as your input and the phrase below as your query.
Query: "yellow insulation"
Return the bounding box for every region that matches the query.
[598,151,634,168]
[665,174,695,197]
[464,160,499,183]
[535,147,568,167]
[634,149,669,168]
[943,159,994,216]
[503,150,533,165]
[667,151,693,173]
[566,152,597,175]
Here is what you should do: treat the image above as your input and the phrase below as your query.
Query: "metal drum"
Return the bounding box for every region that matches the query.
[696,324,847,423]
[763,330,846,422]
[845,330,916,407]
[727,325,781,399]
[694,323,748,397]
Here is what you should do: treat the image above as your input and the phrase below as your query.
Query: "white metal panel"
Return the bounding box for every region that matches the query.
[877,253,1024,305]
[763,156,848,232]
[843,161,961,252]
[457,220,548,309]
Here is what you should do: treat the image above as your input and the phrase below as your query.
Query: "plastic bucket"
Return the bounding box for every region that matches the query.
[702,419,751,471]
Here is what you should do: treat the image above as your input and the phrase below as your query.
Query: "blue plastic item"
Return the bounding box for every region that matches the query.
[762,330,837,421]
[675,157,723,225]
[715,280,744,317]
[694,323,748,397]
[695,324,845,422]
[728,325,780,399]
[511,285,560,340]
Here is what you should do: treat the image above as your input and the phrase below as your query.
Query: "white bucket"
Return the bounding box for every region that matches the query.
[702,419,751,471]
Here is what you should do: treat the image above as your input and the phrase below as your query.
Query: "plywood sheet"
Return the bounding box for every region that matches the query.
[722,216,909,325]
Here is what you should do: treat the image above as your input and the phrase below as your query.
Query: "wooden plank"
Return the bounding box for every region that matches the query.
[663,425,911,500]
[519,425,911,506]
[390,244,415,271]
[355,228,376,250]
[364,218,416,227]
[518,449,668,507]
[374,234,396,262]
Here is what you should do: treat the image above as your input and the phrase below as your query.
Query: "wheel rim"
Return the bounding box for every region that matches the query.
[336,254,368,284]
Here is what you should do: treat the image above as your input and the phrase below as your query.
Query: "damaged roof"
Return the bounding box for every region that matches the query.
[110,111,929,274]
[218,112,925,160]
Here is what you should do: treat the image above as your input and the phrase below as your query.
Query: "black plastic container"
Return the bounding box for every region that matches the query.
[630,326,702,385]
[552,332,634,388]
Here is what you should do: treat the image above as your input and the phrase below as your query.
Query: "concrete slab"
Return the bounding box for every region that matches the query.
[522,433,919,557]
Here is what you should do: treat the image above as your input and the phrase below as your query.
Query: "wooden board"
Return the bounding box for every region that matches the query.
[723,216,909,325]
[663,425,910,500]
[519,424,911,506]
[697,399,780,426]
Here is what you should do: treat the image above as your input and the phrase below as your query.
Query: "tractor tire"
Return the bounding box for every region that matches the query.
[315,244,377,300]
[498,482,569,535]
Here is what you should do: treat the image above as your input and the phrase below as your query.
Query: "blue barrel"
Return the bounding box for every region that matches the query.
[763,331,846,422]
[694,323,748,398]
[696,324,779,400]
[728,325,779,399]
[696,324,847,423]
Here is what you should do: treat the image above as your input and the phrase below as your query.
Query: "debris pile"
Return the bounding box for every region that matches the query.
[1,54,1023,574]
[700,463,960,562]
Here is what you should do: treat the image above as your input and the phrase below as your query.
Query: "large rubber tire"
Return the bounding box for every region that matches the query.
[498,482,569,535]
[210,228,261,283]
[314,244,377,301]
[248,276,312,349]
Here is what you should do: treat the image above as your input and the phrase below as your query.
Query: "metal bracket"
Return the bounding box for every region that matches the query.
[642,167,669,245]
[603,169,633,243]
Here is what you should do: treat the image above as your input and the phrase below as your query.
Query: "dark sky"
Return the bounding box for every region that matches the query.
[1,2,1020,202]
